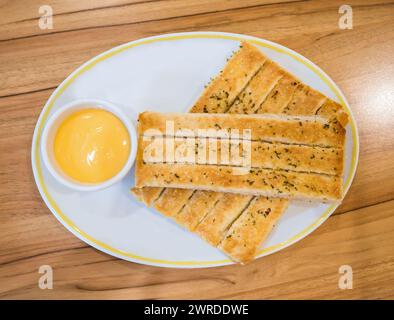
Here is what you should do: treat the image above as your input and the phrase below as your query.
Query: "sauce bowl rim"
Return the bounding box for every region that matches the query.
[40,98,138,192]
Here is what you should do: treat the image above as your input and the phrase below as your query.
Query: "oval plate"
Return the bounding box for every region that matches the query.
[32,32,359,268]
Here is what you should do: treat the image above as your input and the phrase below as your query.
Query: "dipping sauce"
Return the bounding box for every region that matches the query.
[54,108,130,184]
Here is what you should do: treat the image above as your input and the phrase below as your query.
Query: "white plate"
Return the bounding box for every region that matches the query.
[32,32,359,268]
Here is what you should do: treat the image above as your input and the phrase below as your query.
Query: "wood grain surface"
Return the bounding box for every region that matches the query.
[0,0,393,299]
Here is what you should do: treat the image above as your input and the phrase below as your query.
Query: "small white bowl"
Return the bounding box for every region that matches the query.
[41,99,137,191]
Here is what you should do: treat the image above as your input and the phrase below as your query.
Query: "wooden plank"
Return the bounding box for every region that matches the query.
[1,0,393,299]
[1,0,393,96]
[0,200,392,299]
[0,0,301,40]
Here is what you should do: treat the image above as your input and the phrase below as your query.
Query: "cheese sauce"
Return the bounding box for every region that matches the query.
[54,108,130,184]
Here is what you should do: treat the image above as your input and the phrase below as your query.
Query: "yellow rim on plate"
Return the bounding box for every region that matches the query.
[32,32,359,267]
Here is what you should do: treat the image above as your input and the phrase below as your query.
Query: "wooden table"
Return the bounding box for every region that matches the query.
[1,0,393,300]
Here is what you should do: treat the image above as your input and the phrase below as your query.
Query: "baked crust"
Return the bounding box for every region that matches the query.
[316,100,349,127]
[282,84,327,115]
[175,191,223,231]
[228,60,284,114]
[195,193,253,246]
[136,163,343,201]
[130,187,163,207]
[218,197,288,263]
[130,187,144,202]
[190,42,266,114]
[139,137,344,176]
[153,188,194,217]
[138,112,345,148]
[258,73,299,114]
